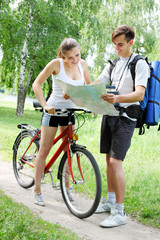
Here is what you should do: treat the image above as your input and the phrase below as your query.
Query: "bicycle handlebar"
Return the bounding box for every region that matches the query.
[33,100,92,114]
[45,108,92,115]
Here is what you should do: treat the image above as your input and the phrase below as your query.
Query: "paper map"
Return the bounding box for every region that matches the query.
[58,80,119,116]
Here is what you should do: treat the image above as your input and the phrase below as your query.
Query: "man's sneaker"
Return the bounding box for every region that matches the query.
[95,201,115,213]
[34,193,45,206]
[66,187,74,202]
[100,209,127,228]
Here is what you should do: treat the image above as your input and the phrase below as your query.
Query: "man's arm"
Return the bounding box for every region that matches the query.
[92,63,111,85]
[101,85,145,104]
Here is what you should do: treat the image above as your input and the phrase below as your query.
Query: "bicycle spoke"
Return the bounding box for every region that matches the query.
[13,130,39,188]
[60,146,101,218]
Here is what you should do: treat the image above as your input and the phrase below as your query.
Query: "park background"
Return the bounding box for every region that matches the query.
[0,0,160,239]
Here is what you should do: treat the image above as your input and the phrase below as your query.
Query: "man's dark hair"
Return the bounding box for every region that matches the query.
[112,25,135,42]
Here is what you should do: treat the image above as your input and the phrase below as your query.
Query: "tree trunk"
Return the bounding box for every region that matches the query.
[16,7,33,116]
[16,39,27,116]
[23,54,37,109]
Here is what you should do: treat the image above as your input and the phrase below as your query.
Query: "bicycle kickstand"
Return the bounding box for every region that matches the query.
[49,169,60,189]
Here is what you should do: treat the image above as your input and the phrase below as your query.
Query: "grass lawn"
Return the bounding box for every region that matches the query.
[0,190,80,240]
[0,93,160,230]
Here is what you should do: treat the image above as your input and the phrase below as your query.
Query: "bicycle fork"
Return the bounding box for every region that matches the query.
[67,144,85,184]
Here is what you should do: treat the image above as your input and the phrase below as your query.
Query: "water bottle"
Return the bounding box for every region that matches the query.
[106,86,118,95]
[106,86,119,107]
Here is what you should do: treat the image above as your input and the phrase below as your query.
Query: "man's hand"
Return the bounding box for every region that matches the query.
[101,93,117,104]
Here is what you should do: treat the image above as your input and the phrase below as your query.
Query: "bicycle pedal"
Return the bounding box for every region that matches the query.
[52,183,60,189]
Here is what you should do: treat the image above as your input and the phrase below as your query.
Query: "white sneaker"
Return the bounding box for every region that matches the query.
[66,187,74,202]
[34,193,45,206]
[100,209,127,228]
[95,201,115,213]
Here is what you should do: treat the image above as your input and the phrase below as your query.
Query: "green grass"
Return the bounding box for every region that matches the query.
[0,106,41,162]
[0,93,160,230]
[124,129,160,227]
[0,190,81,240]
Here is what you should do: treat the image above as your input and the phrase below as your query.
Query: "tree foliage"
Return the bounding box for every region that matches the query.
[0,0,160,115]
[0,0,103,115]
[92,0,160,76]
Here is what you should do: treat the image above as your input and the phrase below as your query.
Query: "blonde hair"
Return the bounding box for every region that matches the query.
[57,38,79,58]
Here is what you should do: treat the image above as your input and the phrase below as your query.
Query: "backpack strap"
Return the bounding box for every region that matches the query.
[109,55,146,86]
[109,54,151,89]
[152,73,160,82]
[128,55,144,87]
[108,58,120,83]
[128,55,151,90]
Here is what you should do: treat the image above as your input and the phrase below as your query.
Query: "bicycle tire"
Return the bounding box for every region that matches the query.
[13,130,40,188]
[59,145,102,218]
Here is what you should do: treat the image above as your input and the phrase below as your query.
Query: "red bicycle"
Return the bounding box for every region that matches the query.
[12,108,102,218]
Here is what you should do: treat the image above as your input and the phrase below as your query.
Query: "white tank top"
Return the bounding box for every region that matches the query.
[47,58,85,108]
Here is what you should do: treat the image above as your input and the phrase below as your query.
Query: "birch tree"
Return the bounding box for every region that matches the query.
[0,0,160,116]
[1,0,104,116]
[16,6,33,116]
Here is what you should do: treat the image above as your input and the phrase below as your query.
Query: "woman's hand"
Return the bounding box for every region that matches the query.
[63,92,70,99]
[44,105,56,114]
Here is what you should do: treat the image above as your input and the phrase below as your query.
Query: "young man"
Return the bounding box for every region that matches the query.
[94,25,150,227]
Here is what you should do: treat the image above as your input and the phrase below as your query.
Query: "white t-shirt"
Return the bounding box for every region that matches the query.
[47,58,85,109]
[97,53,150,118]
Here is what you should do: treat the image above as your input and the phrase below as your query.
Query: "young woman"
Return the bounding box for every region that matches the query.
[32,38,91,206]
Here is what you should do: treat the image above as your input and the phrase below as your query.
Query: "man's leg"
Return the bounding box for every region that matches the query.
[100,156,127,227]
[95,154,116,213]
[107,156,125,204]
[104,154,116,205]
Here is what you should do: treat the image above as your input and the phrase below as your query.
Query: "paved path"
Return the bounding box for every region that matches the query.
[0,161,160,240]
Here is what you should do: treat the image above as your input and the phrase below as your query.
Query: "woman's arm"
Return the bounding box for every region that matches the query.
[81,59,91,85]
[32,59,60,114]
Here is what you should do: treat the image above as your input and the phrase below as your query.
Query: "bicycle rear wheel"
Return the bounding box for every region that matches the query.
[59,145,102,218]
[13,130,40,188]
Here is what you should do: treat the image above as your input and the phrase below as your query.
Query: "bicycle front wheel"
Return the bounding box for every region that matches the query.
[13,130,40,188]
[59,145,102,218]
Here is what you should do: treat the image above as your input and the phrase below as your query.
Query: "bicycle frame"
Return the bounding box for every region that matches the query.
[20,120,79,184]
[13,108,102,219]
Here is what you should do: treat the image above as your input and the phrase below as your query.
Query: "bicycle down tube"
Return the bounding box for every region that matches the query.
[19,121,79,184]
[45,121,77,184]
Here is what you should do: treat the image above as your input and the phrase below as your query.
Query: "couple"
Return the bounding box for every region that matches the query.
[32,25,150,228]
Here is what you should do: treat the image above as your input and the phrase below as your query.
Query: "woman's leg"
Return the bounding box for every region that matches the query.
[34,126,58,194]
[59,125,75,188]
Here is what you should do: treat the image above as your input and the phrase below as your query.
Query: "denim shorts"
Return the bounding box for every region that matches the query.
[100,115,137,160]
[41,111,75,127]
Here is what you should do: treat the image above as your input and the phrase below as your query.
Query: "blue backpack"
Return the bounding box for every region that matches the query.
[109,55,160,135]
